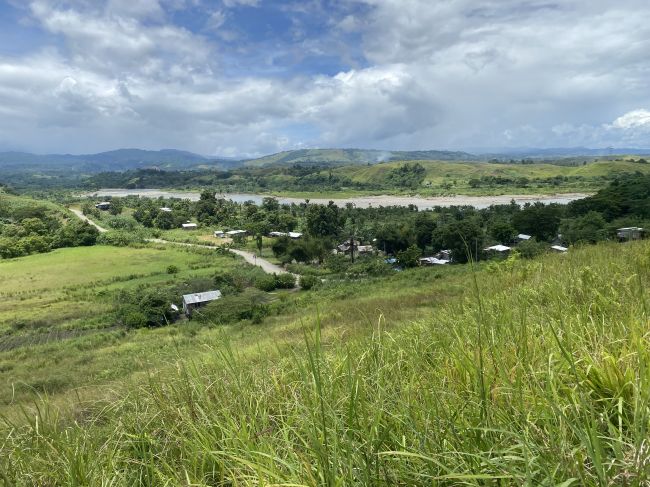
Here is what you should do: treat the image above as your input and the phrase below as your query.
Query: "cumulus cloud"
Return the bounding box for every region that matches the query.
[2,0,650,154]
[611,109,650,130]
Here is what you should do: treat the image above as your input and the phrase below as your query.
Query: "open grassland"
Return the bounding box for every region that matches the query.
[332,159,650,195]
[2,239,650,484]
[0,245,242,404]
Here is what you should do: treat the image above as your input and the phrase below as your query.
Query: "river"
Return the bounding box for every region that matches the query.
[85,188,589,210]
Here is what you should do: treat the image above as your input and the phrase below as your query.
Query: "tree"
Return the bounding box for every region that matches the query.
[414,212,436,250]
[375,225,412,254]
[512,203,564,241]
[489,219,517,244]
[306,202,342,237]
[109,199,123,215]
[560,211,607,244]
[397,244,422,268]
[153,210,175,230]
[433,218,484,263]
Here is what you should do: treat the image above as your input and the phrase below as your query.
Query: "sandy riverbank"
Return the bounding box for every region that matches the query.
[85,189,590,209]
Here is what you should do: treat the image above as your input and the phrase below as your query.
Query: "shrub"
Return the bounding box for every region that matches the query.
[166,265,179,275]
[255,274,278,292]
[275,273,296,289]
[299,274,320,290]
[198,289,269,324]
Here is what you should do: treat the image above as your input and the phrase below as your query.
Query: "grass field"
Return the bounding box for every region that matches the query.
[330,159,650,195]
[2,238,650,484]
[0,244,244,406]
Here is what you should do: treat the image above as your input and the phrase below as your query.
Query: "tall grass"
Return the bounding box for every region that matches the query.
[2,241,650,485]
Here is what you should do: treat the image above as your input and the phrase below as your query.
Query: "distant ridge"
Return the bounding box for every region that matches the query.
[484,147,650,158]
[2,147,650,174]
[0,149,229,172]
[241,148,479,167]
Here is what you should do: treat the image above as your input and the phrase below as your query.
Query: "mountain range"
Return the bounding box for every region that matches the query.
[1,147,650,174]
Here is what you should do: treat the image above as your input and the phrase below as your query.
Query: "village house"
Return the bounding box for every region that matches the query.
[159,207,173,213]
[226,229,247,237]
[182,290,222,317]
[617,227,644,241]
[182,222,198,230]
[550,245,568,253]
[420,257,449,266]
[356,245,374,254]
[269,231,303,239]
[336,239,361,254]
[95,202,111,211]
[214,230,225,238]
[435,249,452,261]
[484,244,511,254]
[516,234,532,242]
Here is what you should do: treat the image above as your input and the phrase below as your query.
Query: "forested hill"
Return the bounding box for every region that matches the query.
[0,149,232,172]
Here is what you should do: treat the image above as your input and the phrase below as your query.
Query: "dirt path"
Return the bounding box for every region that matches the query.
[68,211,294,277]
[229,249,289,275]
[146,238,293,276]
[69,208,108,233]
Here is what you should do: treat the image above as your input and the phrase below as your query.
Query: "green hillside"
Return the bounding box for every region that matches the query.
[328,158,650,194]
[242,148,477,167]
[2,238,650,484]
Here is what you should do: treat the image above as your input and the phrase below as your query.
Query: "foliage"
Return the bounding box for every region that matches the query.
[433,217,484,263]
[298,274,320,290]
[396,244,422,268]
[560,211,608,244]
[197,288,270,324]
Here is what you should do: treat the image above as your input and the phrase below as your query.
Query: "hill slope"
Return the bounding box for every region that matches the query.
[0,149,231,172]
[2,238,650,484]
[242,148,479,167]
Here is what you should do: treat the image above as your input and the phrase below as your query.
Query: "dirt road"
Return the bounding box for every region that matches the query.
[69,208,108,233]
[69,211,293,277]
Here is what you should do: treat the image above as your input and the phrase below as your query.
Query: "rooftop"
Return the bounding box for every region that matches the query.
[182,290,222,305]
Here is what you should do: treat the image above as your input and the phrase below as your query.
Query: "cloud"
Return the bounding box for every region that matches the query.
[222,0,259,7]
[611,109,650,130]
[2,0,650,154]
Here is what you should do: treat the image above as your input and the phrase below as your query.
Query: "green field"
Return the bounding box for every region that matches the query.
[2,237,650,484]
[331,158,650,195]
[0,244,245,406]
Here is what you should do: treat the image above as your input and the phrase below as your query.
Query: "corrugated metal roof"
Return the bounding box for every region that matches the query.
[484,244,511,252]
[551,245,568,252]
[182,290,222,305]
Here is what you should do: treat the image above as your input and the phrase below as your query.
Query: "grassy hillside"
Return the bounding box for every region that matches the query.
[2,238,650,484]
[0,244,243,406]
[242,148,477,167]
[331,158,650,194]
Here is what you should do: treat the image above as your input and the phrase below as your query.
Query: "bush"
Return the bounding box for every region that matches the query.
[299,274,320,290]
[198,289,269,324]
[166,265,179,275]
[255,274,278,292]
[516,239,547,259]
[275,273,296,289]
[123,310,148,329]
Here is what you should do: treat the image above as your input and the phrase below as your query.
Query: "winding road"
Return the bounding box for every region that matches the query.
[69,208,108,233]
[70,208,292,276]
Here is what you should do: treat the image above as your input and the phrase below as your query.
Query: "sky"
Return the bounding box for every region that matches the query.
[1,0,650,156]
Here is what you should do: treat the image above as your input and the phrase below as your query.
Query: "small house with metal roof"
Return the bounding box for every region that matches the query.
[182,290,222,317]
